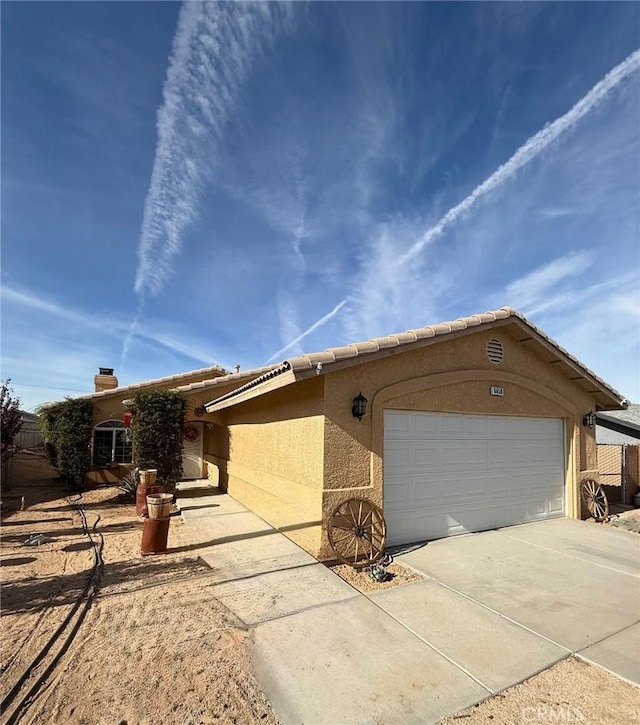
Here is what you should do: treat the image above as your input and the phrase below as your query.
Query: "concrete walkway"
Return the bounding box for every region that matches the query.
[175,482,640,725]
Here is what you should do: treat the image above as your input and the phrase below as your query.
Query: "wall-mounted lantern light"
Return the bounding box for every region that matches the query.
[582,411,596,428]
[352,392,368,421]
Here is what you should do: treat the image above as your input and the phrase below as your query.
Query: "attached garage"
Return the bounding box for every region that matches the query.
[203,307,626,561]
[383,410,566,546]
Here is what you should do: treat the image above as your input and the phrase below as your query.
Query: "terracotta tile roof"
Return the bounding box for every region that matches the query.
[282,308,515,372]
[40,363,230,408]
[206,307,626,412]
[173,365,279,393]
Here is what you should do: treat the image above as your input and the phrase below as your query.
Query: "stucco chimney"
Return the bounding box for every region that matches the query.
[94,367,118,392]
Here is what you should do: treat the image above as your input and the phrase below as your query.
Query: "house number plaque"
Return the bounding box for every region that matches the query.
[490,386,504,397]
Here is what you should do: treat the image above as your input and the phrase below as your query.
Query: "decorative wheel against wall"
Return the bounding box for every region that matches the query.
[581,478,609,521]
[327,498,387,569]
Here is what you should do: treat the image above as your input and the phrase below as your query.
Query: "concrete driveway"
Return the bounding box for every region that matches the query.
[176,485,640,725]
[386,518,640,686]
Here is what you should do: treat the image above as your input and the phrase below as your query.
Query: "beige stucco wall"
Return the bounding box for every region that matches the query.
[222,378,326,554]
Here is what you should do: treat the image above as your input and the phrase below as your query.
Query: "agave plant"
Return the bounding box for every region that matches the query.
[117,467,140,500]
[369,563,389,583]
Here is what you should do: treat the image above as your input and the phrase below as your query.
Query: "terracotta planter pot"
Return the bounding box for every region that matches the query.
[136,483,163,517]
[141,517,170,556]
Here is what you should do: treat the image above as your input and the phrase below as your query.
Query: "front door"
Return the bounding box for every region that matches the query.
[182,422,204,479]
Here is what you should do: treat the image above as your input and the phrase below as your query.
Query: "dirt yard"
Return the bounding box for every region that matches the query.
[2,452,638,725]
[606,507,640,534]
[439,657,639,724]
[1,452,277,725]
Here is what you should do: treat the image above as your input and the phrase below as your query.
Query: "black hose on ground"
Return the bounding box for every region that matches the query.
[1,494,104,724]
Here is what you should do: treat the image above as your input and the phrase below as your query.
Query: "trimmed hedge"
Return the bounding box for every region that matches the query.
[129,390,187,491]
[39,399,93,489]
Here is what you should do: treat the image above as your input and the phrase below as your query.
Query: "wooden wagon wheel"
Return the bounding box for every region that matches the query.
[581,478,609,521]
[328,498,387,569]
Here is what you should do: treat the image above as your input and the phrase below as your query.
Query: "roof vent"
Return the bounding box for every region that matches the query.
[99,367,114,376]
[486,338,504,364]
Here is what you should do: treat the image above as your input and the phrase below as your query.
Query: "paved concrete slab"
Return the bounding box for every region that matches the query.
[370,579,568,693]
[176,478,216,492]
[181,509,272,539]
[211,562,358,626]
[578,622,640,686]
[499,518,640,578]
[175,492,639,721]
[178,498,250,519]
[198,531,317,583]
[398,522,640,652]
[252,595,489,725]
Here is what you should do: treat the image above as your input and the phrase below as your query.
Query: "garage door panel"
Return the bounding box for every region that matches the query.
[524,499,546,517]
[488,472,512,496]
[387,441,490,472]
[549,496,564,514]
[384,412,565,547]
[384,443,415,468]
[446,442,487,467]
[385,475,566,511]
[414,414,438,435]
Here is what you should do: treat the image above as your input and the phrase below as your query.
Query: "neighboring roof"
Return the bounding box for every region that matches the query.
[205,307,627,413]
[596,427,640,446]
[597,404,640,444]
[597,404,640,430]
[114,365,279,406]
[20,411,39,422]
[40,363,229,409]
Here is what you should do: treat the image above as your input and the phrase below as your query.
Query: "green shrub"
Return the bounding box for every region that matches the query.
[129,390,187,492]
[38,399,93,489]
[1,380,23,460]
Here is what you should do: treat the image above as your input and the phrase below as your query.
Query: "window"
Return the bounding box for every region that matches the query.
[93,420,132,465]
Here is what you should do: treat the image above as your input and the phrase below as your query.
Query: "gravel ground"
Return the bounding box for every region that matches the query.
[330,561,425,593]
[605,507,640,533]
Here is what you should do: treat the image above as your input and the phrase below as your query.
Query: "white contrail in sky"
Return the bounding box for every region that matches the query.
[398,48,640,266]
[282,48,640,351]
[123,1,291,360]
[266,299,348,363]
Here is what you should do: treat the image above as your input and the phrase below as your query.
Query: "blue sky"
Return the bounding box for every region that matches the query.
[2,1,639,412]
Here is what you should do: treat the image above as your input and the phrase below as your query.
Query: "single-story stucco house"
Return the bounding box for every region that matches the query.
[47,307,628,560]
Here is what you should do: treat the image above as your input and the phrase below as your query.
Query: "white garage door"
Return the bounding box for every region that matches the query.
[384,411,565,547]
